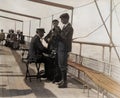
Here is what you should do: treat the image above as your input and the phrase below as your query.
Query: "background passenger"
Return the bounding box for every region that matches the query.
[0,29,5,44]
[19,32,25,44]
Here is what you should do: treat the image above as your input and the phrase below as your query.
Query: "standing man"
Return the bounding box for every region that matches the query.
[57,13,73,88]
[44,19,62,83]
[44,19,61,51]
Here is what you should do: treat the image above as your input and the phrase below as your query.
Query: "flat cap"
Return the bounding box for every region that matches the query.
[36,28,45,33]
[60,13,69,19]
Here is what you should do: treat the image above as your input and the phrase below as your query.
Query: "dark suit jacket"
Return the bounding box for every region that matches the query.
[44,26,61,50]
[58,23,73,52]
[28,35,46,61]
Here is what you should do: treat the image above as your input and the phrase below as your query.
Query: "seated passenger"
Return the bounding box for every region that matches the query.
[5,29,13,47]
[28,28,55,81]
[12,34,20,50]
[17,30,25,45]
[0,29,5,42]
[19,32,25,44]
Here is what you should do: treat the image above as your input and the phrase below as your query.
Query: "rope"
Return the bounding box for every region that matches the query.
[73,1,120,40]
[41,1,97,20]
[113,0,120,28]
[41,9,68,19]
[94,0,120,62]
[75,1,95,9]
[72,15,109,40]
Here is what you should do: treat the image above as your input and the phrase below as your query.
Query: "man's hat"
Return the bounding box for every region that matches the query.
[36,28,45,33]
[60,13,69,19]
[52,19,59,23]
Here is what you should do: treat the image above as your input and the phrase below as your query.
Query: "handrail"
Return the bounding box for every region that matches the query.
[72,41,111,47]
[70,52,115,67]
[94,0,120,63]
[24,36,111,47]
[24,35,33,38]
[4,32,33,38]
[71,41,117,75]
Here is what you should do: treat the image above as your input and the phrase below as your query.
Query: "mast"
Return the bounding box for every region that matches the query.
[109,0,113,75]
[94,0,120,63]
[110,0,112,44]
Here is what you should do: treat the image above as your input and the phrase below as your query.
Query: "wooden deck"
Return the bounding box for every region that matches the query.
[0,46,103,98]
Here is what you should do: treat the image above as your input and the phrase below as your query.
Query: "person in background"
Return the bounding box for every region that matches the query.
[19,31,25,44]
[57,13,73,88]
[12,30,20,50]
[44,19,62,83]
[16,30,21,40]
[5,29,13,47]
[0,29,5,44]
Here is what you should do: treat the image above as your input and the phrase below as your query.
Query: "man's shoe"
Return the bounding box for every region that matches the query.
[52,79,56,83]
[58,82,67,88]
[57,80,63,85]
[52,79,58,83]
[52,79,61,84]
[40,73,47,78]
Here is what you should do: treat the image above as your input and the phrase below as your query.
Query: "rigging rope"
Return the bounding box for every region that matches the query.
[94,0,120,62]
[41,1,96,20]
[39,0,120,43]
[72,14,109,40]
[72,1,120,40]
[113,0,120,28]
[41,9,68,19]
[75,1,95,9]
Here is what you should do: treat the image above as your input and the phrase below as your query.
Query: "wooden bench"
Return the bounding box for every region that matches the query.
[68,60,120,98]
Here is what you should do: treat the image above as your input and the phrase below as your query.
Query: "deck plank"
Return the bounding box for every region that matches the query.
[0,46,103,98]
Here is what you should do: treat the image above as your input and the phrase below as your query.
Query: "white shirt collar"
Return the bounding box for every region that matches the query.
[64,23,69,28]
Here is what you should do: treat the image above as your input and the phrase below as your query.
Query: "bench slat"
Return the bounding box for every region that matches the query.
[68,60,120,98]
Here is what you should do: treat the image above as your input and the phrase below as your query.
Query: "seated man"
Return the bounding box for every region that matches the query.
[28,28,54,81]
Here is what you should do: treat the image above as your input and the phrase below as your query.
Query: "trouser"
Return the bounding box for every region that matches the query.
[41,55,56,80]
[28,55,55,80]
[58,50,68,81]
[54,64,62,81]
[53,53,61,81]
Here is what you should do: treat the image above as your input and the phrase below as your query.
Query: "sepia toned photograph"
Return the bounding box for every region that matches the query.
[0,0,120,98]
